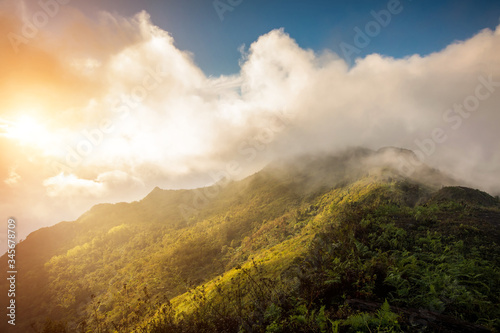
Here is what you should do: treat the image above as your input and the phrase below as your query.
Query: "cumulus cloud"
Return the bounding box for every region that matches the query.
[43,170,144,198]
[1,0,500,251]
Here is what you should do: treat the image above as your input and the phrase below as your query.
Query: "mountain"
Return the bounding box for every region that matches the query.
[1,147,499,333]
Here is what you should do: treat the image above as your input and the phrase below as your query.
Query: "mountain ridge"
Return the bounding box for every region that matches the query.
[1,147,499,332]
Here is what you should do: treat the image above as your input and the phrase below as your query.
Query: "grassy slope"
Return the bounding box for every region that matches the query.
[0,161,320,332]
[0,149,498,332]
[141,179,500,333]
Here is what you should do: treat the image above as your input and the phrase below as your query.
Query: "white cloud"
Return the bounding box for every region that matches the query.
[43,173,106,198]
[4,167,21,186]
[43,170,144,198]
[33,14,500,196]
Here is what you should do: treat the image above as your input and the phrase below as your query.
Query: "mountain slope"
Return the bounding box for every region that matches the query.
[1,147,499,332]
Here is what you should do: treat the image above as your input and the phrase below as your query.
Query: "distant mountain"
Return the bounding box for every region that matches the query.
[1,147,499,332]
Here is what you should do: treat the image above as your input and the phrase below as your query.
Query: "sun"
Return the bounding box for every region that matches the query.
[2,115,45,142]
[0,115,58,154]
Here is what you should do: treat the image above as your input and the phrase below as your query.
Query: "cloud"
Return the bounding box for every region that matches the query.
[4,167,21,186]
[43,170,144,198]
[1,1,500,251]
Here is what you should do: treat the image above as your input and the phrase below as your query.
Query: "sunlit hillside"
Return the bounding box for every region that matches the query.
[1,148,499,332]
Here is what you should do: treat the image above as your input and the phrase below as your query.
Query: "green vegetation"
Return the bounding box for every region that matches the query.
[1,150,499,332]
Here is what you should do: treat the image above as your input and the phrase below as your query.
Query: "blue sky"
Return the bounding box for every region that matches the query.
[81,0,500,76]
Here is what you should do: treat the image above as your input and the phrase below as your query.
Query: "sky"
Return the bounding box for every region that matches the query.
[1,0,500,251]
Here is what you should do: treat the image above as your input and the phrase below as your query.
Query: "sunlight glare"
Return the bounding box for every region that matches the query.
[1,115,58,154]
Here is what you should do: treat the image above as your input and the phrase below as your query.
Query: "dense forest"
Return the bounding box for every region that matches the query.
[1,147,499,332]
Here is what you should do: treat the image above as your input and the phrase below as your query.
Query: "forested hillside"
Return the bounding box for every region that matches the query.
[1,148,499,332]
